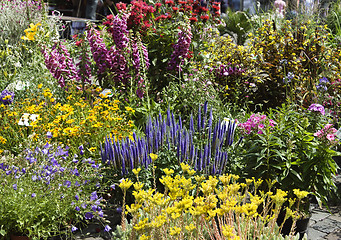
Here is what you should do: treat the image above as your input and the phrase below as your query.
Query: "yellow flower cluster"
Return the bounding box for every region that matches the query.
[0,83,135,156]
[124,164,307,240]
[21,22,41,41]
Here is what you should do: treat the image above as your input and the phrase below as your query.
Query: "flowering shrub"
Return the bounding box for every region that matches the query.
[237,104,338,205]
[0,143,103,239]
[0,83,135,156]
[118,163,306,239]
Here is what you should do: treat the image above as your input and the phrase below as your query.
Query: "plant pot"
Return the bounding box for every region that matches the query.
[277,209,311,240]
[10,235,30,240]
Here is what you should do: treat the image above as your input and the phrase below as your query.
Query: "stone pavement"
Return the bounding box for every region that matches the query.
[307,174,341,240]
[307,205,341,240]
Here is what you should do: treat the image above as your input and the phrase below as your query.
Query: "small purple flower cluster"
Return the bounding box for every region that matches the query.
[239,114,276,135]
[212,63,245,78]
[316,77,329,91]
[308,103,325,115]
[101,102,238,175]
[0,89,14,105]
[168,26,192,72]
[314,124,338,145]
[42,43,79,88]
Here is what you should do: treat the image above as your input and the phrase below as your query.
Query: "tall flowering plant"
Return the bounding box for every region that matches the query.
[237,104,339,206]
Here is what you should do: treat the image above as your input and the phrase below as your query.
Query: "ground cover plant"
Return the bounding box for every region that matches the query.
[1,0,341,239]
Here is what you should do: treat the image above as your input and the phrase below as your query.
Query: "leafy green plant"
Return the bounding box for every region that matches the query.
[218,9,252,45]
[237,104,339,206]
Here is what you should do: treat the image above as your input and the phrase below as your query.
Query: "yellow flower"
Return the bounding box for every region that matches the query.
[293,189,309,200]
[169,226,181,236]
[125,106,135,113]
[119,179,133,191]
[149,153,158,162]
[38,84,43,89]
[139,234,150,240]
[163,168,174,175]
[89,147,96,152]
[132,167,141,176]
[185,223,196,232]
[0,136,7,144]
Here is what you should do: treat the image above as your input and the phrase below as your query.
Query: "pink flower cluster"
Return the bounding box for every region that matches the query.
[168,26,192,72]
[42,43,78,88]
[314,124,338,145]
[87,28,130,84]
[239,114,276,135]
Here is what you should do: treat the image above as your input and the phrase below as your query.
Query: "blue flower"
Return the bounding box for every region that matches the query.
[31,193,36,198]
[104,225,112,232]
[84,212,93,220]
[75,206,80,211]
[75,195,79,201]
[64,180,71,188]
[71,226,78,232]
[90,191,98,201]
[13,184,17,190]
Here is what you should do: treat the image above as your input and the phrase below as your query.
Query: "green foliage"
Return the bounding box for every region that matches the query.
[219,9,252,45]
[237,104,338,205]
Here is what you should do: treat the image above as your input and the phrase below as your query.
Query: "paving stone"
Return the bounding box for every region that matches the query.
[329,214,341,224]
[307,227,327,240]
[324,229,341,240]
[310,211,331,222]
[311,218,340,234]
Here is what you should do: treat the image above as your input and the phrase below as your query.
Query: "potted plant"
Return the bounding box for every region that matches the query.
[0,142,104,240]
[236,103,339,235]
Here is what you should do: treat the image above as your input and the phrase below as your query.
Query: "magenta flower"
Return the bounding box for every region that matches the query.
[308,103,325,115]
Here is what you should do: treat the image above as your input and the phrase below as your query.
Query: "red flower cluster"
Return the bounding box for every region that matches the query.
[162,0,212,23]
[125,0,155,32]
